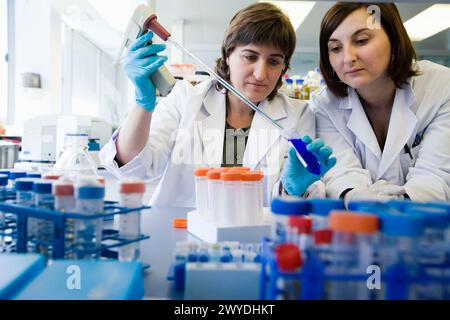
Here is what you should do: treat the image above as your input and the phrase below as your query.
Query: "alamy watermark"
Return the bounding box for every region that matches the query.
[66,265,81,290]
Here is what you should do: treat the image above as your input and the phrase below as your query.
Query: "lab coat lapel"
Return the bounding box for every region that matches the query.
[378,85,417,177]
[196,89,226,166]
[243,98,286,169]
[346,89,382,160]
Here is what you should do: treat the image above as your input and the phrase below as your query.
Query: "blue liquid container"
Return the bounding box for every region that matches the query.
[288,138,321,175]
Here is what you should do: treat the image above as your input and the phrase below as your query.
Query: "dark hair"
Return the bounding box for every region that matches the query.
[215,2,296,100]
[319,2,420,98]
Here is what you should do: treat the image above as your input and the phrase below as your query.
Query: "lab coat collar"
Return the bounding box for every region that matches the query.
[378,83,417,178]
[346,88,382,160]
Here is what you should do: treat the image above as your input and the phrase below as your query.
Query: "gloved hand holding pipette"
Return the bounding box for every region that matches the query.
[124,32,168,112]
[281,135,337,197]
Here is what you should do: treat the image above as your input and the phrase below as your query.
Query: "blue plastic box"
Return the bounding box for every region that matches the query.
[14,260,144,300]
[0,254,46,299]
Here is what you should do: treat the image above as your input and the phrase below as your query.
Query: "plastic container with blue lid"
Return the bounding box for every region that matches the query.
[9,171,27,181]
[271,197,310,215]
[33,180,53,195]
[309,199,345,216]
[0,174,8,187]
[406,205,448,298]
[271,198,310,244]
[14,178,36,192]
[76,186,105,200]
[26,172,42,179]
[0,170,10,179]
[379,212,423,298]
[308,199,345,232]
[74,179,105,260]
[31,180,55,257]
[380,212,424,237]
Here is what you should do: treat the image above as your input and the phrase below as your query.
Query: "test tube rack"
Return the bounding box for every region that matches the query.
[166,241,263,300]
[0,190,151,261]
[260,237,450,300]
[187,209,271,243]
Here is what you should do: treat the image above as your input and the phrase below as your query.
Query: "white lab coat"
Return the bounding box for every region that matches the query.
[100,79,318,207]
[310,60,450,201]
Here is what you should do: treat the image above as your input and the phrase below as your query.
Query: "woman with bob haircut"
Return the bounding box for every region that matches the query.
[100,2,336,208]
[310,2,450,203]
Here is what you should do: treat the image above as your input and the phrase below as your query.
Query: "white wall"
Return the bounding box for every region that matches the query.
[0,0,8,124]
[10,0,62,135]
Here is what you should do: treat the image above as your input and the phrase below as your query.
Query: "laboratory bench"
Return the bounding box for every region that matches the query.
[138,206,199,299]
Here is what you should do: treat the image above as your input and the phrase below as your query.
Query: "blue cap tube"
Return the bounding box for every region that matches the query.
[288,138,321,175]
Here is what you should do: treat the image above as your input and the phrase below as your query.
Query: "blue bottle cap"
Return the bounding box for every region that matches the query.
[271,197,310,215]
[386,199,415,212]
[309,199,345,216]
[424,201,450,214]
[0,174,8,186]
[76,186,105,200]
[33,180,53,194]
[380,212,424,237]
[347,200,386,212]
[14,178,36,191]
[406,206,449,229]
[198,253,210,263]
[288,138,321,175]
[26,172,42,179]
[0,170,10,179]
[9,171,27,180]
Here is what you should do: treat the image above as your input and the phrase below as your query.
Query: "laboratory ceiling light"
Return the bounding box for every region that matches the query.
[404,4,450,42]
[260,1,316,30]
[88,0,135,33]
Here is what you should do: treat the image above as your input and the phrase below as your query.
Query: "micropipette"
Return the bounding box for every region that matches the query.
[126,5,321,175]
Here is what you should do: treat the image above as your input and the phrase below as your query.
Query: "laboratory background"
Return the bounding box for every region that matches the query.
[0,0,450,302]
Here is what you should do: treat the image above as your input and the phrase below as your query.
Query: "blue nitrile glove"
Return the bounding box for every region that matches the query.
[281,135,337,197]
[123,32,168,112]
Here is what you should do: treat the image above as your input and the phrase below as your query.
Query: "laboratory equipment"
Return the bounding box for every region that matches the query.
[118,179,146,262]
[33,180,55,257]
[74,179,105,259]
[288,216,313,252]
[169,241,262,299]
[379,211,423,300]
[270,198,309,244]
[53,177,76,258]
[408,206,448,299]
[206,168,227,222]
[9,171,27,189]
[309,199,345,231]
[20,114,112,168]
[194,168,211,219]
[53,134,98,181]
[0,141,19,169]
[328,211,379,300]
[123,4,321,175]
[220,172,242,226]
[0,254,46,300]
[240,171,264,225]
[14,178,35,253]
[274,243,303,300]
[14,260,144,300]
[116,5,176,97]
[0,174,7,251]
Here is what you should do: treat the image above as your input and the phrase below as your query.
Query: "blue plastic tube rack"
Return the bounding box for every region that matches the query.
[259,237,450,300]
[0,190,151,260]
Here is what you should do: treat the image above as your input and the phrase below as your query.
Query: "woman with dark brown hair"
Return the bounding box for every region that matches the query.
[100,2,335,208]
[311,2,450,204]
